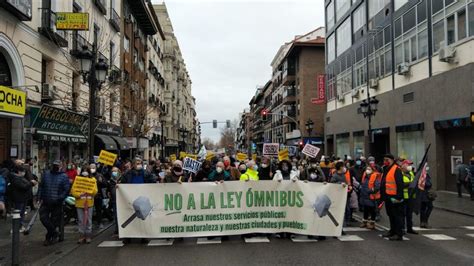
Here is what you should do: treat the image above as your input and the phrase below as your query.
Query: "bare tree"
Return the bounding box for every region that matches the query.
[202,138,216,150]
[218,120,237,149]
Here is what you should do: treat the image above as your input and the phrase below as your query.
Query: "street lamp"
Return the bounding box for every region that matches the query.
[305,118,314,137]
[359,96,379,146]
[78,45,109,163]
[179,128,188,152]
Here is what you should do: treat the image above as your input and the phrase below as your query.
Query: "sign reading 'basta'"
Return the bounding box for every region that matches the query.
[117,181,347,238]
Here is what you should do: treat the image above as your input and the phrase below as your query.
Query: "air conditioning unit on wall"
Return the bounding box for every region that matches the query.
[336,88,344,102]
[41,84,55,101]
[351,88,359,98]
[439,45,456,63]
[369,78,379,89]
[397,62,410,75]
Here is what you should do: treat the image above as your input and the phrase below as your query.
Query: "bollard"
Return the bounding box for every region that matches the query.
[11,209,20,266]
[59,203,65,242]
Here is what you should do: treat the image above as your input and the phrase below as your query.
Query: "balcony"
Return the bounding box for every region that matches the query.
[0,0,32,21]
[70,33,92,57]
[94,0,107,15]
[38,8,68,47]
[109,8,120,31]
[283,87,296,105]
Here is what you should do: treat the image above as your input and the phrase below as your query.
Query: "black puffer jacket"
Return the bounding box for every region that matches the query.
[8,172,32,203]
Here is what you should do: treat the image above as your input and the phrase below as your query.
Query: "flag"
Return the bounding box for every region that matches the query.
[418,162,428,191]
[198,145,207,160]
[410,144,431,214]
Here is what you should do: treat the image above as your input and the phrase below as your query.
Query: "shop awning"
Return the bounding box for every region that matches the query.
[111,136,130,150]
[95,134,118,150]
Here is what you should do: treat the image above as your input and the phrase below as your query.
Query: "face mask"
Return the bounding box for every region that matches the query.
[216,167,223,173]
[310,173,317,179]
[224,161,230,167]
[90,168,96,174]
[261,163,268,168]
[173,167,182,172]
[383,161,390,167]
[356,161,361,166]
[81,172,89,176]
[342,167,347,173]
[77,168,81,175]
[425,167,430,171]
[136,164,143,170]
[253,165,258,171]
[67,165,72,170]
[18,172,26,177]
[240,169,247,174]
[366,169,373,175]
[112,172,119,178]
[407,166,413,172]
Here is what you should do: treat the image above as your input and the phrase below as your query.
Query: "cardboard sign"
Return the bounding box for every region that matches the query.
[278,149,289,161]
[70,176,96,195]
[169,154,177,162]
[186,154,198,160]
[263,143,279,156]
[302,143,320,158]
[179,152,187,159]
[236,153,248,162]
[97,150,117,166]
[183,157,202,174]
[252,154,257,161]
[287,146,298,156]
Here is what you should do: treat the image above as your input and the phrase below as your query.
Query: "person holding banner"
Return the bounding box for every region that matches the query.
[273,160,299,182]
[240,160,259,181]
[223,156,240,180]
[121,158,156,184]
[209,161,230,182]
[71,167,98,244]
[419,166,434,228]
[258,157,274,180]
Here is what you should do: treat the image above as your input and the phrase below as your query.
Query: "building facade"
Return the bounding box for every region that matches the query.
[324,0,474,191]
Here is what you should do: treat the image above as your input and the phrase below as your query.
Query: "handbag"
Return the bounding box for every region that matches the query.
[427,191,437,201]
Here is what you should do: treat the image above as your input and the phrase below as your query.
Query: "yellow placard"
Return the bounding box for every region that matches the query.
[0,86,26,116]
[179,151,187,159]
[56,12,89,30]
[206,152,215,161]
[252,154,257,162]
[97,150,117,166]
[186,154,198,160]
[70,176,96,195]
[169,154,177,162]
[278,149,289,161]
[236,153,248,162]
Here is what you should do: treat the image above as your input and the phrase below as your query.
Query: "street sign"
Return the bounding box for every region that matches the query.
[302,143,320,158]
[98,150,117,166]
[0,86,26,116]
[56,12,89,30]
[263,143,279,156]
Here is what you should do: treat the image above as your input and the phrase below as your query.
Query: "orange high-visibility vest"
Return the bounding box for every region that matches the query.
[362,172,381,200]
[385,165,399,196]
[345,171,351,185]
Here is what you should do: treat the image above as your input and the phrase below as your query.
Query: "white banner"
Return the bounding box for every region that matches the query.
[117,181,347,238]
[263,143,279,156]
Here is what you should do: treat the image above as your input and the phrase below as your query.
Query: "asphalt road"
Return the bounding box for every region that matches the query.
[52,208,474,266]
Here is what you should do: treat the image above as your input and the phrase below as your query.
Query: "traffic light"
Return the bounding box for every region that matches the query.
[261,109,268,121]
[213,120,217,128]
[226,120,231,128]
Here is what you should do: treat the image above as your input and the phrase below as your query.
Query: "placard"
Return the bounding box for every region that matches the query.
[278,149,289,161]
[183,157,202,174]
[70,176,96,195]
[236,153,248,162]
[302,143,320,158]
[97,150,117,166]
[263,143,279,156]
[169,154,177,162]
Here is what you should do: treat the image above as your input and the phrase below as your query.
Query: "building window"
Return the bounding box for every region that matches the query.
[327,1,335,30]
[431,0,443,15]
[446,14,455,45]
[395,0,409,11]
[403,7,416,34]
[327,34,335,63]
[418,29,428,58]
[417,0,427,23]
[353,3,365,33]
[353,135,365,157]
[336,135,350,159]
[433,20,444,52]
[369,0,390,19]
[458,9,466,40]
[109,42,114,67]
[124,36,130,52]
[397,131,424,167]
[336,18,351,57]
[335,0,350,22]
[470,4,474,37]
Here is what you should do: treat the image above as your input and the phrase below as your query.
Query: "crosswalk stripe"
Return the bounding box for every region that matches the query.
[244,236,270,243]
[98,241,124,247]
[466,234,474,238]
[460,226,474,230]
[378,234,409,241]
[423,234,456,240]
[290,235,318,242]
[338,235,364,241]
[197,237,222,244]
[412,227,438,231]
[343,227,371,232]
[148,239,174,246]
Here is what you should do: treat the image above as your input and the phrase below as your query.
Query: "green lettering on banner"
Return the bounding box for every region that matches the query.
[280,191,287,207]
[296,191,304,207]
[164,194,173,211]
[187,193,196,210]
[254,190,265,207]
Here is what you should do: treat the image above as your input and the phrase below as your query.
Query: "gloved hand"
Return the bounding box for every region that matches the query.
[390,198,403,204]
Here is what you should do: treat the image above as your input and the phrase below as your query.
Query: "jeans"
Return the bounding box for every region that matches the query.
[420,201,433,224]
[39,202,62,240]
[77,207,93,235]
[385,200,404,237]
[14,202,26,226]
[363,205,376,221]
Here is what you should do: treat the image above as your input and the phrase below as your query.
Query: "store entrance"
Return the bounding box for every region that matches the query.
[372,130,390,163]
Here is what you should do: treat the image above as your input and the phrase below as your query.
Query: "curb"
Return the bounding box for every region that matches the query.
[432,206,474,218]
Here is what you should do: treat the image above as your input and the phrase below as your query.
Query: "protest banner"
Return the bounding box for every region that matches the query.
[179,152,187,159]
[97,150,117,166]
[252,154,257,161]
[263,143,279,156]
[169,154,177,162]
[278,149,289,161]
[302,143,320,158]
[287,146,297,156]
[70,176,97,195]
[117,181,347,238]
[183,157,202,174]
[206,152,215,161]
[186,154,198,160]
[236,153,248,162]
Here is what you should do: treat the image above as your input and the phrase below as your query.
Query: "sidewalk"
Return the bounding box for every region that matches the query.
[0,210,112,265]
[433,190,474,217]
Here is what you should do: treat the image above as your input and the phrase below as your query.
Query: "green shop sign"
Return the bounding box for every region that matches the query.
[30,104,88,136]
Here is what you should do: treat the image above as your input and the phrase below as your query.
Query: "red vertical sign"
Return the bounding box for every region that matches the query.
[311,74,326,104]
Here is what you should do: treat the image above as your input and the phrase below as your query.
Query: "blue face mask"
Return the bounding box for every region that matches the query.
[356,160,362,166]
[253,165,258,171]
[112,172,118,178]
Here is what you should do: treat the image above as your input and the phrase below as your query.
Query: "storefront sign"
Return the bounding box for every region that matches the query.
[36,133,87,143]
[96,122,122,135]
[311,74,326,105]
[0,86,26,116]
[98,150,118,166]
[71,176,97,195]
[31,104,88,136]
[117,181,347,238]
[56,12,89,30]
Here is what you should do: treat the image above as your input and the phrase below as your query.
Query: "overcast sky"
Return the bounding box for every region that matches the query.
[151,0,325,143]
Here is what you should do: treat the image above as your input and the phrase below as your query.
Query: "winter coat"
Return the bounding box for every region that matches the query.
[258,165,273,180]
[420,174,433,203]
[360,172,381,207]
[225,167,241,181]
[38,170,70,204]
[8,172,32,203]
[209,170,231,181]
[120,169,156,184]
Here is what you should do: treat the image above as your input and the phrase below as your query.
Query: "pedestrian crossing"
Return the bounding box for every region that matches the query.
[97,225,474,247]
